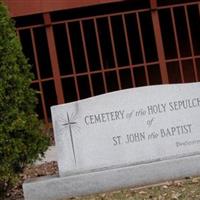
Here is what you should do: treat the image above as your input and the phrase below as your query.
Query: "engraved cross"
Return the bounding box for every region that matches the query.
[62,112,77,165]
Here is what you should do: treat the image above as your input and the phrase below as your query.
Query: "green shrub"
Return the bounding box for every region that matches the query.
[0,2,49,197]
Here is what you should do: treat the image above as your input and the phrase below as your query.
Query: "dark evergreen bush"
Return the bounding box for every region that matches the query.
[0,2,49,196]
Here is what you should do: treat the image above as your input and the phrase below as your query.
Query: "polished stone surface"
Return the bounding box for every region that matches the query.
[51,83,200,176]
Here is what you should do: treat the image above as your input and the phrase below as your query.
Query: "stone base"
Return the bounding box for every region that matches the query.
[23,155,200,200]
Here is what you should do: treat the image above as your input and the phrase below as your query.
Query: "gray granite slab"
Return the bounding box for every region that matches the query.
[51,83,200,176]
[23,154,200,200]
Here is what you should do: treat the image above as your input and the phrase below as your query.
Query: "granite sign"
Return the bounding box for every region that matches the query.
[51,82,200,176]
[23,82,200,200]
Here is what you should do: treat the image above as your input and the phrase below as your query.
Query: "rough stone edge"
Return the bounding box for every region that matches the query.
[23,154,200,200]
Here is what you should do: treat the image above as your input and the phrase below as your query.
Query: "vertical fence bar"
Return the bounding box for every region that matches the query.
[150,0,169,84]
[93,18,108,93]
[108,16,122,90]
[198,3,200,15]
[122,14,136,87]
[65,22,80,100]
[184,5,198,82]
[198,2,200,83]
[43,13,64,104]
[170,8,185,83]
[30,28,49,124]
[136,12,150,85]
[80,20,94,96]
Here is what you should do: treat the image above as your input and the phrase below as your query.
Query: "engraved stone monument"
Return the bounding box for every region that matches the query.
[23,82,200,200]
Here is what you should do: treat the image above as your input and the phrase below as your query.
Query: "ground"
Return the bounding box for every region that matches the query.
[5,162,58,200]
[4,162,200,200]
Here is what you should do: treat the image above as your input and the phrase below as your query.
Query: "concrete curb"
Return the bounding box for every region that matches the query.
[34,146,57,165]
[23,154,200,200]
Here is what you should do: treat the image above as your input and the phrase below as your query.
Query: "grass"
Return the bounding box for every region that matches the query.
[66,177,200,200]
